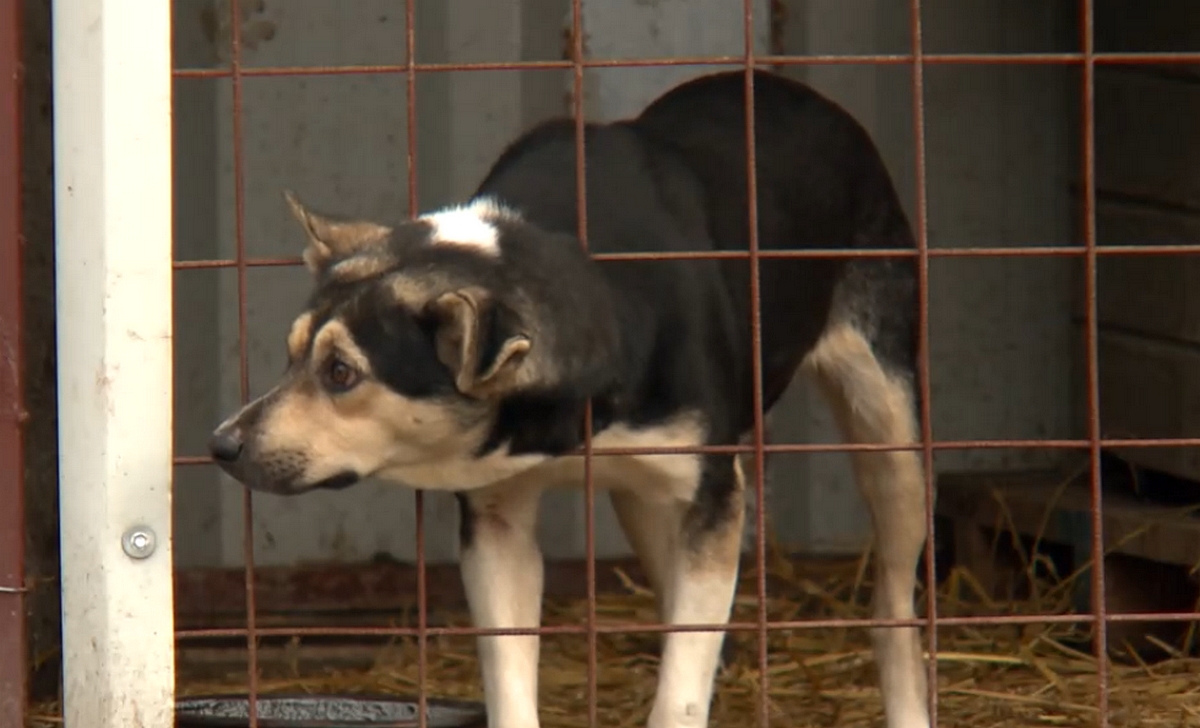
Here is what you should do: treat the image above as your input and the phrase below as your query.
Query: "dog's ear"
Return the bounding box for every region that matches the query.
[284,190,393,274]
[428,288,533,399]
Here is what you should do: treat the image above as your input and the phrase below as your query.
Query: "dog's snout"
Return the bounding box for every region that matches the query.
[208,427,244,463]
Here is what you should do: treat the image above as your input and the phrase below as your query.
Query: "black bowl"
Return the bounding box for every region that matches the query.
[175,694,487,728]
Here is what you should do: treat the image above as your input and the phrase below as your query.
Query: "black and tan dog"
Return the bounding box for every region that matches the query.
[209,70,930,728]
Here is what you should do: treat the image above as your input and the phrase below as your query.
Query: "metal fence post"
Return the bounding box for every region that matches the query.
[0,0,28,725]
[52,0,176,725]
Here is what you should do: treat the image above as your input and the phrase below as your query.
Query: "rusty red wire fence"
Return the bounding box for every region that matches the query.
[154,1,1200,728]
[0,0,26,724]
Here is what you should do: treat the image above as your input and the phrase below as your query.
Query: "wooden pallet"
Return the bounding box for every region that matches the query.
[936,468,1200,612]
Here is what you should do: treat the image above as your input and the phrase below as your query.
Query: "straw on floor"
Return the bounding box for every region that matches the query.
[178,554,1200,728]
[28,479,1200,727]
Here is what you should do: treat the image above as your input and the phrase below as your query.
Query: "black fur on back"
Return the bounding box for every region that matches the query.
[468,70,918,455]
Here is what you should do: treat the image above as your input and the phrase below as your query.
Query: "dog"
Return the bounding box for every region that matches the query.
[208,69,930,728]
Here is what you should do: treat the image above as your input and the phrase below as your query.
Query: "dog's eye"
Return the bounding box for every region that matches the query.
[324,357,360,392]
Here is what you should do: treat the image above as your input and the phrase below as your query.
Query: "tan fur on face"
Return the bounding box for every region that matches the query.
[243,313,545,492]
[310,319,371,374]
[258,317,477,486]
[254,378,481,485]
[286,312,314,362]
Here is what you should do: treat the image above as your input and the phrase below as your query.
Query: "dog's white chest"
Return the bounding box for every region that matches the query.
[504,415,708,503]
[382,413,707,503]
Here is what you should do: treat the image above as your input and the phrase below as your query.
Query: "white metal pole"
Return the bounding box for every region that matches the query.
[52,0,176,726]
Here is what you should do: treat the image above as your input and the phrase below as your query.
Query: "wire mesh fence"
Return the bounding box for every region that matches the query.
[9,0,1200,726]
[161,2,1200,728]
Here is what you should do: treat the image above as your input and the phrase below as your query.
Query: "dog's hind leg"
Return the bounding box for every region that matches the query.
[458,482,545,728]
[805,320,931,728]
[618,456,744,728]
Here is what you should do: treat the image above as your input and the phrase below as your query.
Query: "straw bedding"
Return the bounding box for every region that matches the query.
[28,539,1200,728]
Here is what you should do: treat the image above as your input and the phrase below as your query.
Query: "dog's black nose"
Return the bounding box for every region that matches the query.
[208,428,244,463]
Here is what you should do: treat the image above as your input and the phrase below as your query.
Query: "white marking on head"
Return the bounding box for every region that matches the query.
[419,197,519,258]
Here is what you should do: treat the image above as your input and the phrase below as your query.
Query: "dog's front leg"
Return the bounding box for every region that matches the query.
[458,482,544,728]
[646,456,745,728]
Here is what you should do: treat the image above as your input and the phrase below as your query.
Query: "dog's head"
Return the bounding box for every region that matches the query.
[207,192,618,495]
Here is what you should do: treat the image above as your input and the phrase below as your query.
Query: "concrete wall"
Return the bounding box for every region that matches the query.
[168,0,1084,570]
